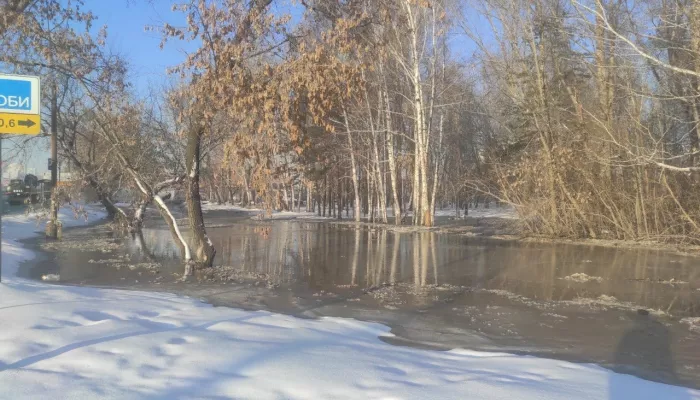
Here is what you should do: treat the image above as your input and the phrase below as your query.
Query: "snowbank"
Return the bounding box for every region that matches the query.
[1,207,698,399]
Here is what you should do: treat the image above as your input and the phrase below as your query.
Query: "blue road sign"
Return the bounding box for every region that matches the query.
[0,79,31,111]
[0,74,41,115]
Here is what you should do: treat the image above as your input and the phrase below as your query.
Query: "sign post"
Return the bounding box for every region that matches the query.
[0,73,42,282]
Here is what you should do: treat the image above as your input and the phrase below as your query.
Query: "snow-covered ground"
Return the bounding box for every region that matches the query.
[202,202,334,220]
[202,202,519,221]
[1,207,698,399]
[434,205,518,219]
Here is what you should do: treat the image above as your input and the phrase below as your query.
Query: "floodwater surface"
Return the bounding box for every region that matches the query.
[20,209,700,390]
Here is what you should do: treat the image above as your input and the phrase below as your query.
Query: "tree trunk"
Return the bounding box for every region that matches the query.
[47,84,60,239]
[343,107,362,222]
[595,0,614,183]
[131,198,149,233]
[383,85,402,225]
[406,4,427,227]
[429,113,445,225]
[290,181,295,211]
[412,143,420,226]
[186,126,216,269]
[297,183,303,211]
[364,85,388,223]
[282,184,290,211]
[316,184,322,216]
[691,1,700,167]
[214,186,223,204]
[154,194,195,277]
[306,185,312,212]
[338,180,343,219]
[367,167,374,223]
[242,171,251,206]
[322,176,327,217]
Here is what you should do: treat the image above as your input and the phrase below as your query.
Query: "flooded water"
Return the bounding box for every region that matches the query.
[20,211,700,389]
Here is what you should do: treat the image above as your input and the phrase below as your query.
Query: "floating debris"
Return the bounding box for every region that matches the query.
[563,273,603,283]
[681,317,700,333]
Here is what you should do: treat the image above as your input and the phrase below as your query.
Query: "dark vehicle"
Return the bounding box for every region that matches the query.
[7,179,28,205]
[5,174,50,205]
[24,173,38,188]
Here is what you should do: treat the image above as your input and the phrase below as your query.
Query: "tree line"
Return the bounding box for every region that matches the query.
[2,0,700,275]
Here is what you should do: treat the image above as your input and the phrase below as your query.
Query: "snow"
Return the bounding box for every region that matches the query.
[202,202,333,220]
[434,205,519,219]
[202,202,518,221]
[682,318,700,333]
[563,273,604,283]
[1,207,699,399]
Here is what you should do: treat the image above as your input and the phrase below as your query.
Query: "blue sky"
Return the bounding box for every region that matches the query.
[91,0,303,95]
[90,0,193,94]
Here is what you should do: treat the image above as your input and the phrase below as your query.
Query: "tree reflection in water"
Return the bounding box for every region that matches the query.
[124,221,699,316]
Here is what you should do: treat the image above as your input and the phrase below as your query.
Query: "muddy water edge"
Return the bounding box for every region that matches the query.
[18,210,700,390]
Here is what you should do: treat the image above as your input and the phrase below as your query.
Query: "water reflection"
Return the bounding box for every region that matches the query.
[125,222,700,316]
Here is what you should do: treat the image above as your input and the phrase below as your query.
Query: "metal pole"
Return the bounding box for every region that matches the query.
[47,83,58,238]
[51,85,57,189]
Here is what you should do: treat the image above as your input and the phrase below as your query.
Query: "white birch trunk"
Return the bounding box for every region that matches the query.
[343,107,362,222]
[429,113,445,225]
[383,84,402,225]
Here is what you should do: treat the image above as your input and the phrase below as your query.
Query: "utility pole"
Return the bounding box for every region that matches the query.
[46,82,58,238]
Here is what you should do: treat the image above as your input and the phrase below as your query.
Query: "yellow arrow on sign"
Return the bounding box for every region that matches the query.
[0,112,41,135]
